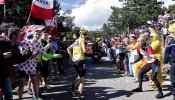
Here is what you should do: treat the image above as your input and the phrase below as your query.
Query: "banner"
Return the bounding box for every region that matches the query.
[0,0,4,4]
[20,25,46,40]
[30,0,53,20]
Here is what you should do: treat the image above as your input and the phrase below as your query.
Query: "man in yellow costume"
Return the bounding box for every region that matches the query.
[149,30,163,89]
[131,37,163,99]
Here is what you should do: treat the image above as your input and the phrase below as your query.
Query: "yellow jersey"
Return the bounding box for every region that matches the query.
[70,38,85,62]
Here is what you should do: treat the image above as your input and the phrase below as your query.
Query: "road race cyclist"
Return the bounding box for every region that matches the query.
[67,28,88,100]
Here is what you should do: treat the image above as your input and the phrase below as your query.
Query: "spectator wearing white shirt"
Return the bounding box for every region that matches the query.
[161,25,168,47]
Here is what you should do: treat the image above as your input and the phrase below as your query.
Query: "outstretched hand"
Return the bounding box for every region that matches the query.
[57,54,62,58]
[130,62,135,65]
[32,51,38,58]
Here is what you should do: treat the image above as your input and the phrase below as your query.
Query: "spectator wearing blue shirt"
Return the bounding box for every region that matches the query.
[163,31,175,100]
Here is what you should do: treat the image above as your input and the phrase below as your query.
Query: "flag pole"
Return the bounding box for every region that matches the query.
[26,0,34,24]
[26,13,31,24]
[3,0,6,20]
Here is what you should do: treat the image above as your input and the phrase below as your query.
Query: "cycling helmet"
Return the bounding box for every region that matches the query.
[80,28,88,34]
[63,37,67,41]
[169,22,175,33]
[96,38,102,42]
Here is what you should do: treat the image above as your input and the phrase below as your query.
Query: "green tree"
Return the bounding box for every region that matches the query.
[56,9,75,33]
[101,7,127,37]
[101,23,112,36]
[122,0,164,28]
[1,0,32,27]
[62,10,75,31]
[108,7,124,33]
[168,4,175,13]
[102,0,165,36]
[72,26,81,37]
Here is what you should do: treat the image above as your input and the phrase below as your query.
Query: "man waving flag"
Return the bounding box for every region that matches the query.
[30,0,53,20]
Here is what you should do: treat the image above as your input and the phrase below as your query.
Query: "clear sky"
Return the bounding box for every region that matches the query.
[59,0,175,30]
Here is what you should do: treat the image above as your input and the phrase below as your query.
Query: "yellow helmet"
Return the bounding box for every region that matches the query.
[80,28,88,34]
[96,37,102,42]
[73,33,77,39]
[150,32,157,37]
[149,27,155,33]
[63,37,67,41]
[168,22,175,33]
[150,32,158,42]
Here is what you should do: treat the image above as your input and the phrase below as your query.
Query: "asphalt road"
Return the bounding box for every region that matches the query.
[13,57,173,100]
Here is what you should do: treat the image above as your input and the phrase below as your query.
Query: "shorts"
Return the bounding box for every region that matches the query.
[36,62,43,73]
[162,34,169,40]
[117,53,125,60]
[41,61,49,77]
[19,71,36,78]
[73,60,86,77]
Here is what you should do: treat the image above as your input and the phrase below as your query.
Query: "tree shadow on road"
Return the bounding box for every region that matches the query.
[105,90,134,99]
[162,84,171,91]
[143,84,171,92]
[39,85,134,100]
[13,97,33,100]
[85,79,97,86]
[84,87,134,100]
[163,91,172,98]
[39,84,77,100]
[41,86,112,100]
[12,57,134,100]
[86,59,126,80]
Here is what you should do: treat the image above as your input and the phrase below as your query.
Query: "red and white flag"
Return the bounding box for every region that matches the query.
[30,0,53,20]
[0,0,4,4]
[45,18,58,36]
[45,17,57,27]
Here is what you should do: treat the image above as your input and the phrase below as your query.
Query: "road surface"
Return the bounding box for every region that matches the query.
[13,57,172,100]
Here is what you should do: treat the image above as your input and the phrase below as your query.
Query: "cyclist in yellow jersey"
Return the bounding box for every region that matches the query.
[67,28,88,100]
[72,38,85,61]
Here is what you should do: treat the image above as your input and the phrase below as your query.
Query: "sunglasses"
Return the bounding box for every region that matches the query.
[82,34,87,36]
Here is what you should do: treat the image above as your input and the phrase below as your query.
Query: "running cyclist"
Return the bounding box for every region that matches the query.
[67,28,88,100]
